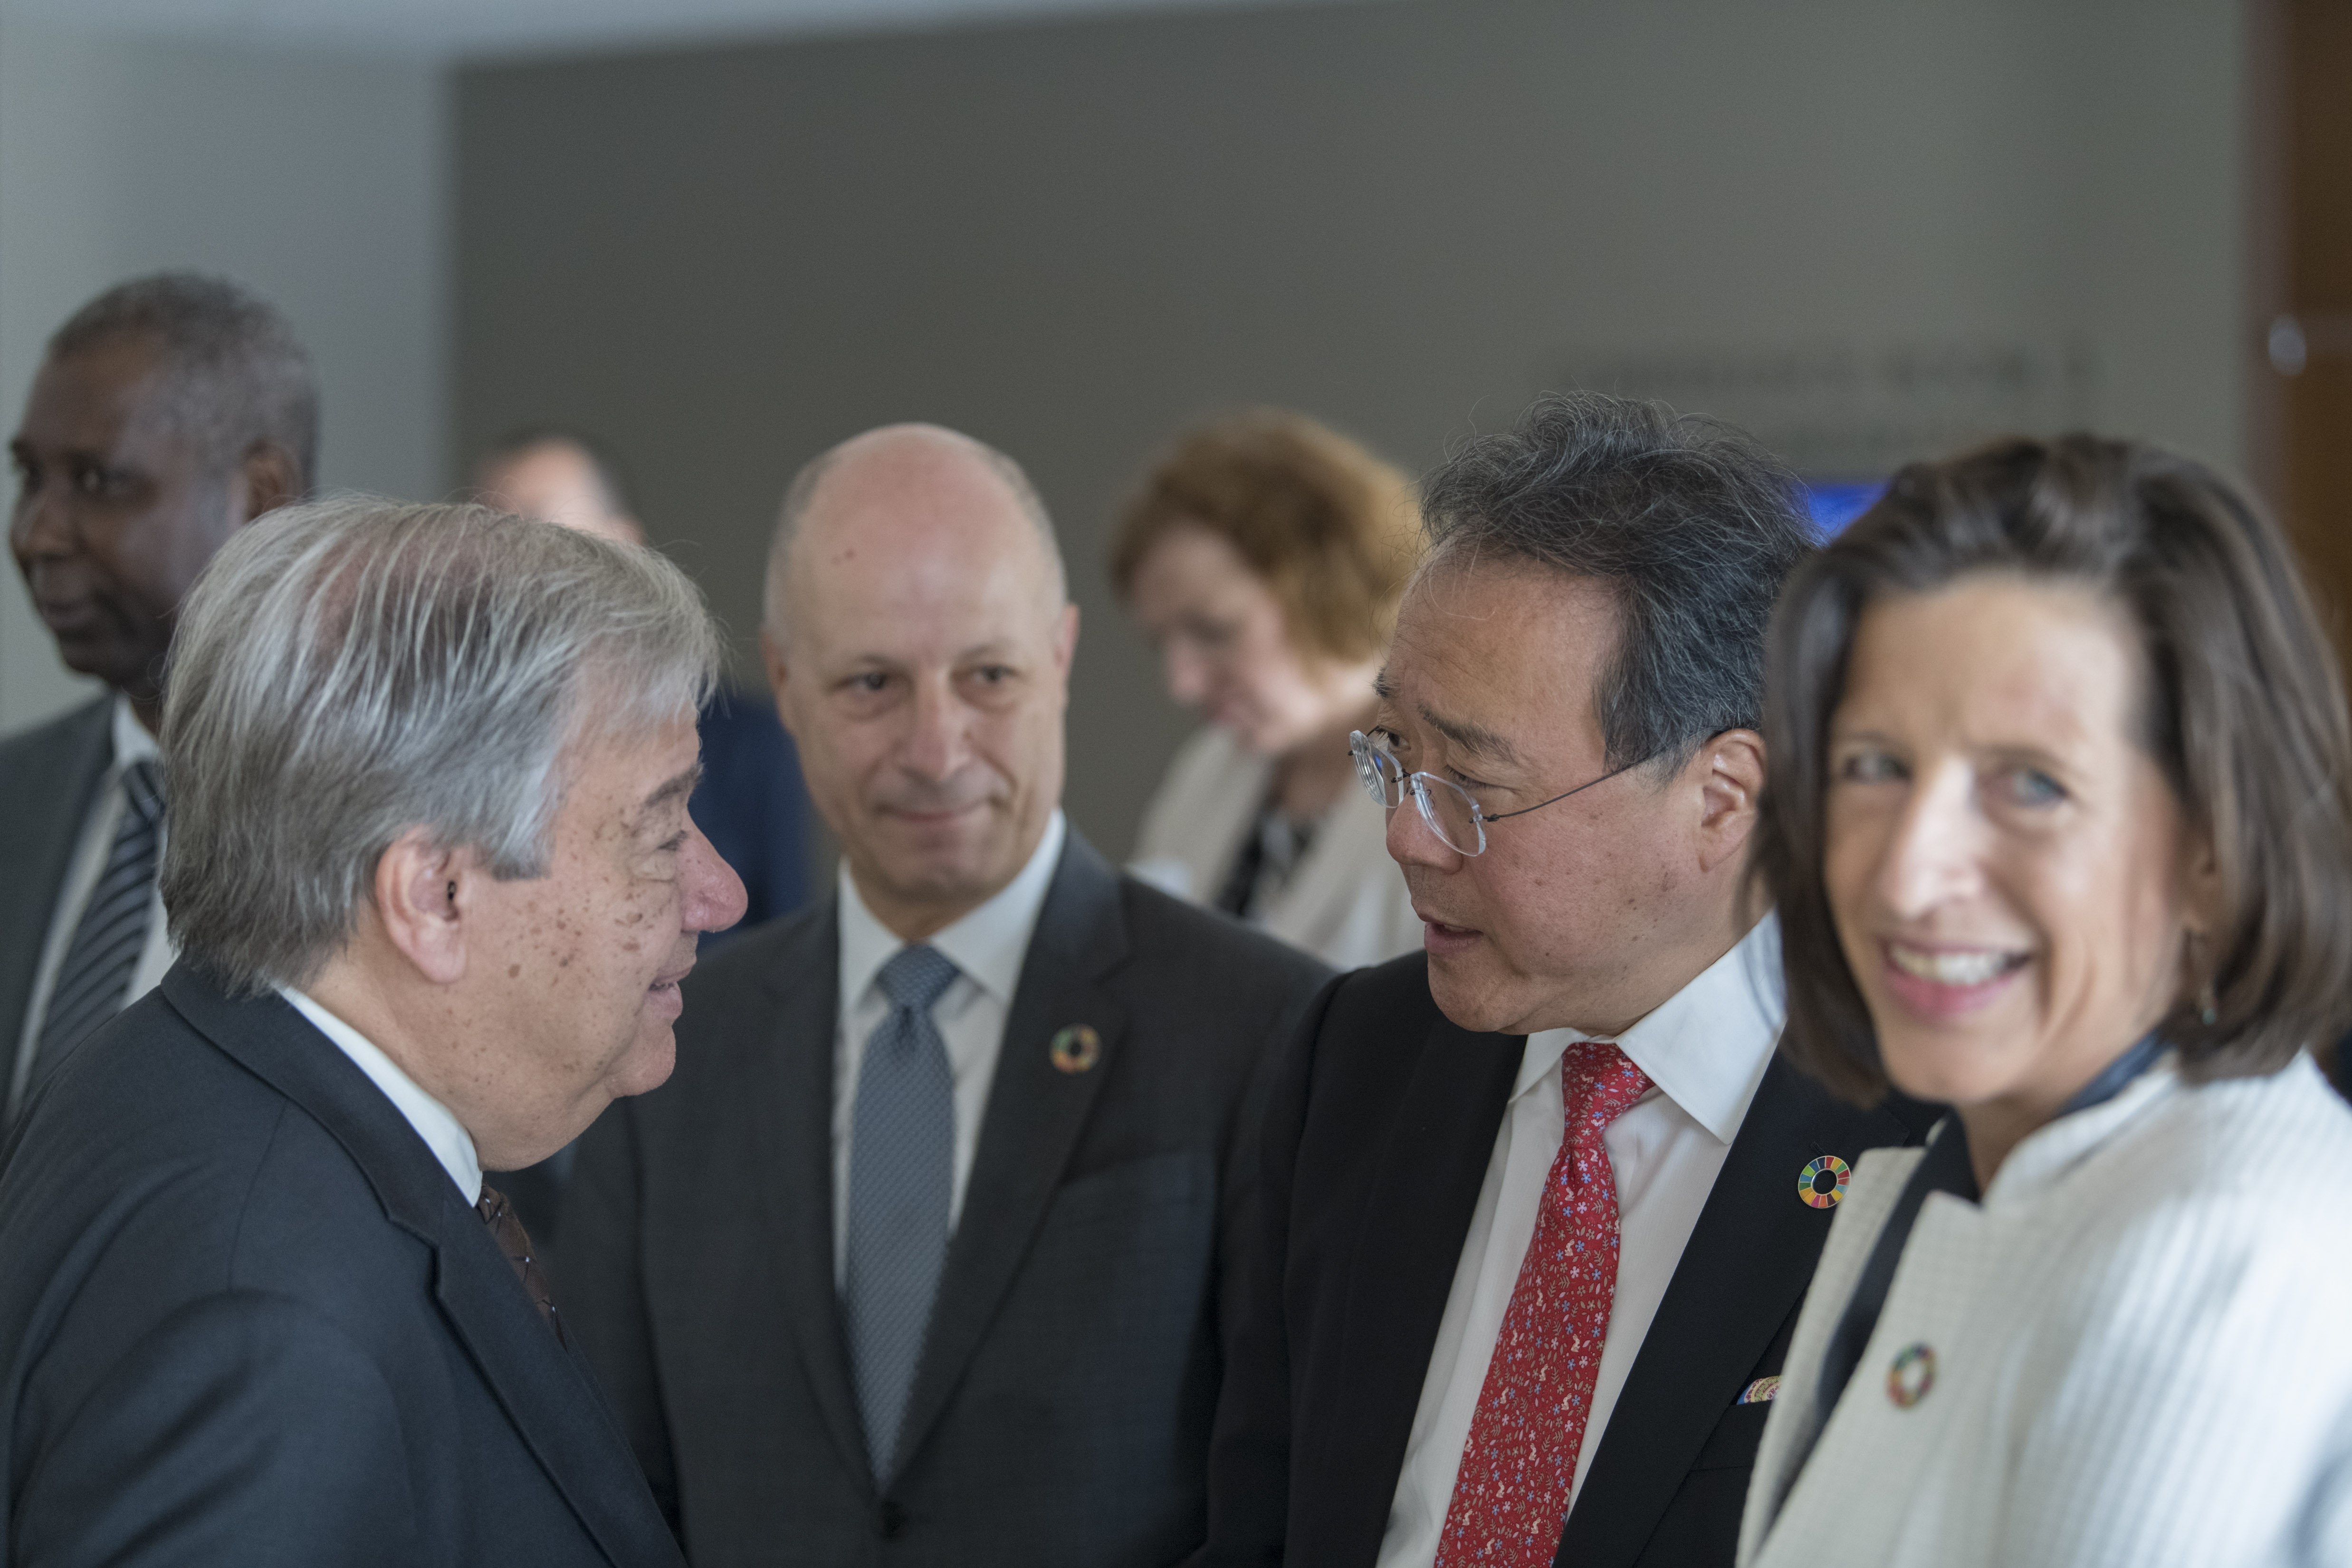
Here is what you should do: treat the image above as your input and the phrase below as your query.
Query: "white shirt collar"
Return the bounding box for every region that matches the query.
[111,693,158,771]
[1516,910,1787,1145]
[839,810,1068,1009]
[279,986,484,1205]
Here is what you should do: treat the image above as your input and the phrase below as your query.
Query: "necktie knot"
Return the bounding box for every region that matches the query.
[878,943,959,1015]
[1563,1039,1652,1133]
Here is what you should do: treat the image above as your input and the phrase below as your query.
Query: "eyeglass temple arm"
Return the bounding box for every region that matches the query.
[1479,754,1652,823]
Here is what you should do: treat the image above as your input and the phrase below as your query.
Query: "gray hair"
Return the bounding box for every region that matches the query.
[50,271,320,492]
[1419,392,1817,777]
[762,428,1066,638]
[159,496,721,994]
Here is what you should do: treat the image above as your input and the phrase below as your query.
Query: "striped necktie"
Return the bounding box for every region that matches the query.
[24,760,166,1111]
[843,942,961,1484]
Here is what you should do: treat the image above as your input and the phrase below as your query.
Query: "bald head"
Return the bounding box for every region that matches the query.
[763,423,1064,642]
[760,423,1080,940]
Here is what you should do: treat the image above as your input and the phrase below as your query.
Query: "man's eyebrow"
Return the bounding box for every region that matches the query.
[641,764,702,815]
[1373,669,1397,702]
[1419,702,1521,769]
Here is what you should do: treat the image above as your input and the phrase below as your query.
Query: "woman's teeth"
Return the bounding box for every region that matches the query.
[1889,943,2021,986]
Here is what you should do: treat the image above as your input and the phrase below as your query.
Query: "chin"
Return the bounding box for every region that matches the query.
[1873,1023,2020,1109]
[1425,953,1529,1036]
[608,1027,679,1100]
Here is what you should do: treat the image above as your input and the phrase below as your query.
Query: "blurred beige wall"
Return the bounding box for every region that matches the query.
[0,20,448,736]
[454,0,2247,859]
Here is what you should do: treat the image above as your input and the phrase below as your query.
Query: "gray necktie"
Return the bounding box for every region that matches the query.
[843,943,960,1482]
[21,761,165,1118]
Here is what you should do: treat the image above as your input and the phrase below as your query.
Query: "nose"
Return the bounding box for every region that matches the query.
[681,823,750,936]
[899,675,974,783]
[9,477,74,562]
[1163,642,1210,708]
[1874,760,1986,921]
[1384,782,1463,872]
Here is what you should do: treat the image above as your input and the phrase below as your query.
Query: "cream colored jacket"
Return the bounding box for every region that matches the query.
[1740,1053,2352,1568]
[1128,725,1421,972]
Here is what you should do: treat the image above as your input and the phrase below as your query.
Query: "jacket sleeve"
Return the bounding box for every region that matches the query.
[1192,970,1347,1568]
[559,1100,682,1534]
[12,1292,420,1567]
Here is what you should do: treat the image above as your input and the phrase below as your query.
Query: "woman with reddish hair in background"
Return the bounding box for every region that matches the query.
[1114,409,1423,969]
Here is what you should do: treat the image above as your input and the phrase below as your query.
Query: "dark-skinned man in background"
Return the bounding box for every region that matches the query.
[0,272,314,1137]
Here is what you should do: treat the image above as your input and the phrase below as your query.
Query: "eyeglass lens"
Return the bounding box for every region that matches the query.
[1349,730,1487,857]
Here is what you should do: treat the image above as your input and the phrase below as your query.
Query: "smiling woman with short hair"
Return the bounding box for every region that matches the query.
[1739,436,2352,1568]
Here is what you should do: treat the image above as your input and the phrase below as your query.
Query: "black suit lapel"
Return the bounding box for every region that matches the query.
[1319,1010,1522,1566]
[1554,1053,1920,1568]
[0,698,114,1119]
[890,833,1127,1475]
[744,902,874,1493]
[159,966,679,1568]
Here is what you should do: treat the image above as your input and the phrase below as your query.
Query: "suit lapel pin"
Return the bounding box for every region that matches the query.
[1737,1375,1781,1405]
[1887,1342,1935,1407]
[1797,1154,1851,1209]
[1049,1024,1102,1075]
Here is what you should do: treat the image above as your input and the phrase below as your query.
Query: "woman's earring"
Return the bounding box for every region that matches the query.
[2199,974,2219,1029]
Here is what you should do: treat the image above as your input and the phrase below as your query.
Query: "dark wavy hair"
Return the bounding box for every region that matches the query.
[1753,434,2352,1103]
[1418,391,1816,777]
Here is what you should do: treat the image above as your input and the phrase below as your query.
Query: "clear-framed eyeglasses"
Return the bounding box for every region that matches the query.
[1349,728,1648,857]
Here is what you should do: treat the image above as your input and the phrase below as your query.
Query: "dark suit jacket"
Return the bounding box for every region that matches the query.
[0,965,683,1568]
[561,830,1331,1568]
[0,698,113,1116]
[1201,952,1935,1568]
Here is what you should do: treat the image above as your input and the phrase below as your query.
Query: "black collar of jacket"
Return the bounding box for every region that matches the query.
[157,962,681,1568]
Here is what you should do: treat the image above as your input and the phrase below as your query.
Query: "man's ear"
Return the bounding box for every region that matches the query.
[238,440,304,523]
[761,627,796,735]
[373,828,471,986]
[1694,728,1767,873]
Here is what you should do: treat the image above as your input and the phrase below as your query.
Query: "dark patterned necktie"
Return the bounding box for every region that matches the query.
[26,760,166,1109]
[478,1184,561,1341]
[843,943,961,1482]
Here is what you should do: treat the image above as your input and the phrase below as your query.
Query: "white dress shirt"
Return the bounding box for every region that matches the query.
[8,697,177,1116]
[1377,914,1787,1568]
[279,987,483,1205]
[831,810,1066,1288]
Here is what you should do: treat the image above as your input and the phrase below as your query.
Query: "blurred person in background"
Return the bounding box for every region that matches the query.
[1,272,312,1140]
[0,498,742,1564]
[1740,437,2352,1567]
[1202,394,1933,1568]
[561,423,1328,1567]
[1114,410,1422,968]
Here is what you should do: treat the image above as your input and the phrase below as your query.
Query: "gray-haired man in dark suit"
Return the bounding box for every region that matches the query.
[560,424,1331,1566]
[0,272,312,1134]
[0,497,745,1563]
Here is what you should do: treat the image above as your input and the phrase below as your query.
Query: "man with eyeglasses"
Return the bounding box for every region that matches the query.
[1197,393,1933,1568]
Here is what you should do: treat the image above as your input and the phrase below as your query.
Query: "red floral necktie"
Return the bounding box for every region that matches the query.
[1436,1040,1652,1567]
